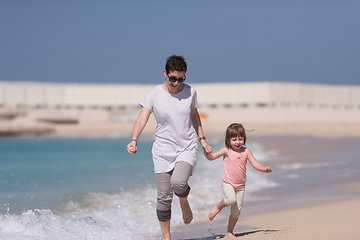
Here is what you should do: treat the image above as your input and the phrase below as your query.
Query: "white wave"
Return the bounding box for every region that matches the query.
[247,142,274,162]
[284,174,299,179]
[0,190,164,240]
[276,162,340,171]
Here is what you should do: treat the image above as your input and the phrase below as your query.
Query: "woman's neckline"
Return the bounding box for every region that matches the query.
[160,83,186,95]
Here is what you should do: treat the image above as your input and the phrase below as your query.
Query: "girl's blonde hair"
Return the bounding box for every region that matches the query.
[225,123,247,148]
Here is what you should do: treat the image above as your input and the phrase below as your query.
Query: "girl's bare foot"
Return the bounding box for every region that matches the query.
[208,205,221,221]
[180,198,193,224]
[227,232,236,238]
[209,198,226,221]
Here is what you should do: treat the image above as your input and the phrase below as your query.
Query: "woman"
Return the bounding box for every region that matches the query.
[127,54,211,240]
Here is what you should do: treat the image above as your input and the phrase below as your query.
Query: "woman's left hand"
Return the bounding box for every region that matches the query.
[201,141,212,154]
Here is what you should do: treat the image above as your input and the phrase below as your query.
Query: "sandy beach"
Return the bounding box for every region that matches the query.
[172,197,360,240]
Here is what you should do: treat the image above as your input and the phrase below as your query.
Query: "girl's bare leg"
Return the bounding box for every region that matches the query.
[227,215,238,238]
[159,220,171,240]
[209,198,227,221]
[179,196,193,224]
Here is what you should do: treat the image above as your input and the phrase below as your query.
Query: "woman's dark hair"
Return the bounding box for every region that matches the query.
[165,55,187,74]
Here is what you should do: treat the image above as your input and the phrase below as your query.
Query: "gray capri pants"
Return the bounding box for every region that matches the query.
[155,161,193,222]
[222,181,245,218]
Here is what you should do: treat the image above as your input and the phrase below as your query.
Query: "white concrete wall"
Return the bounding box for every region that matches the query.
[193,82,274,106]
[0,82,155,107]
[0,81,359,109]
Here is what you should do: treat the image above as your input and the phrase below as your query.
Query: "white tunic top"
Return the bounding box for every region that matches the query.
[140,84,199,173]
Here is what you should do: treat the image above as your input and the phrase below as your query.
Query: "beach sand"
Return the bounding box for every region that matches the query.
[172,197,360,240]
[37,120,360,139]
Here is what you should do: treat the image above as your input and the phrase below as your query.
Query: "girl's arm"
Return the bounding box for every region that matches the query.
[205,147,227,161]
[246,149,272,173]
[126,107,151,154]
[190,108,212,153]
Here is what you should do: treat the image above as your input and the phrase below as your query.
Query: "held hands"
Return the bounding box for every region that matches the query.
[201,140,212,154]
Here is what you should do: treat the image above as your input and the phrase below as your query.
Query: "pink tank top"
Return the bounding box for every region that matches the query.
[222,148,247,189]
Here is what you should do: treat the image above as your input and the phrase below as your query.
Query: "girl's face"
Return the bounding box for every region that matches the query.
[229,136,245,151]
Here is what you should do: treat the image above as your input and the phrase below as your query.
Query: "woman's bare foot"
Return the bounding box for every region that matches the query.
[208,205,221,221]
[227,232,236,238]
[162,234,171,240]
[179,197,193,224]
[159,220,171,240]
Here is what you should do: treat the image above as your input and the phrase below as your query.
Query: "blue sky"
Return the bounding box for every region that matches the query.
[0,0,359,85]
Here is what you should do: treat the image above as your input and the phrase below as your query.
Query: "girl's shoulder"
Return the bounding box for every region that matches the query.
[244,147,253,156]
[222,146,229,152]
[222,147,231,157]
[214,146,229,157]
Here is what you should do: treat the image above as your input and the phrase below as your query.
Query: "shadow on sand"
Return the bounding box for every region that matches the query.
[181,229,280,240]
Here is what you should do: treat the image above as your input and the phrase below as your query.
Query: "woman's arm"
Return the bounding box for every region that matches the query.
[205,147,227,161]
[126,107,151,154]
[246,149,272,173]
[190,108,212,153]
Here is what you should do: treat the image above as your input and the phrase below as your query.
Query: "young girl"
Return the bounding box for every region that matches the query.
[204,123,272,238]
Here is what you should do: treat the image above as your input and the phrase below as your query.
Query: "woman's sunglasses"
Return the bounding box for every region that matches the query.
[168,74,186,83]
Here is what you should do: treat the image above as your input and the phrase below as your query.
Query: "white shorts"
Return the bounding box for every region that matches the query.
[222,181,245,218]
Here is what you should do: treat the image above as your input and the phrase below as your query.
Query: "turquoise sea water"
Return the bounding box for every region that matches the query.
[0,136,359,240]
[0,138,154,214]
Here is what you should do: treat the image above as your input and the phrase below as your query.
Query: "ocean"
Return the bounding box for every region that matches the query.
[0,136,359,240]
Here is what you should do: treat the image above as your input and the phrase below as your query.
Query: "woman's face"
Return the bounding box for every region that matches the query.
[163,70,186,93]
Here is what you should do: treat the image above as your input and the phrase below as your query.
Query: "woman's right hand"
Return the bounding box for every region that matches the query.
[126,107,151,154]
[127,141,137,154]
